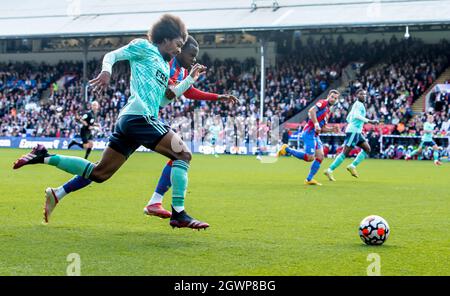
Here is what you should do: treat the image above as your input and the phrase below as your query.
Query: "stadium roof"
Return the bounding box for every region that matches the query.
[1,0,450,39]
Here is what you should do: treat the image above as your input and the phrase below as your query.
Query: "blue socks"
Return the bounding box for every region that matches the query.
[286,147,308,161]
[155,161,173,196]
[63,175,92,194]
[52,175,92,201]
[307,158,322,181]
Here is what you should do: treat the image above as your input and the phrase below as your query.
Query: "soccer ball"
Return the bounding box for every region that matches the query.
[359,215,390,245]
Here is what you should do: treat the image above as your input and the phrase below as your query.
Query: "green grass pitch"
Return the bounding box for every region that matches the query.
[0,148,448,275]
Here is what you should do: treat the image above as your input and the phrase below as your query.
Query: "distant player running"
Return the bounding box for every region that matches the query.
[208,122,221,158]
[13,14,210,229]
[324,89,379,181]
[405,114,442,166]
[277,90,340,186]
[68,101,100,159]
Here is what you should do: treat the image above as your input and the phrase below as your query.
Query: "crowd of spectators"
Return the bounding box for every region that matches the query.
[329,39,450,136]
[1,37,449,158]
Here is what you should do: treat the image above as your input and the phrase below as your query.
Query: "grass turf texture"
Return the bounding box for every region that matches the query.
[0,148,448,275]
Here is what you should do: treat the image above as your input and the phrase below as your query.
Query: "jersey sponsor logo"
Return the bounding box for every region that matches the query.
[156,69,168,87]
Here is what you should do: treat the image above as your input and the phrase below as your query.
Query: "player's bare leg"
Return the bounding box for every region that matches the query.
[88,147,127,183]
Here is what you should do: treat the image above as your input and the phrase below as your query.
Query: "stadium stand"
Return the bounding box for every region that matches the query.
[1,37,450,153]
[1,0,449,158]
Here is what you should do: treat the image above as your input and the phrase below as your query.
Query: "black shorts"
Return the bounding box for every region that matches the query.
[108,115,170,158]
[81,129,93,144]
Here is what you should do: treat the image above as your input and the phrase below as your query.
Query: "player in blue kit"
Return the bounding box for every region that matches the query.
[144,36,237,218]
[277,90,340,186]
[324,89,379,181]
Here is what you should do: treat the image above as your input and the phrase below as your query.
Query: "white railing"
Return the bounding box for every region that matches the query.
[380,135,449,153]
[288,133,450,154]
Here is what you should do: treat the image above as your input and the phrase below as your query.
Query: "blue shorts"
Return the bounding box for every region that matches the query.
[344,132,366,148]
[419,141,436,148]
[301,131,323,155]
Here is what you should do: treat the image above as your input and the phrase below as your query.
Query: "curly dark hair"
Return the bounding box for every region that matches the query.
[148,14,188,44]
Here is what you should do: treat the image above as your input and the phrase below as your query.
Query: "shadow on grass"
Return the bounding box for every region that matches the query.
[346,242,401,251]
[19,223,209,251]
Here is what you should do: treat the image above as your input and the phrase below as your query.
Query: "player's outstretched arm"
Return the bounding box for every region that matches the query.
[165,63,206,99]
[160,64,206,107]
[90,39,148,94]
[352,112,372,124]
[174,63,239,104]
[161,64,238,106]
[321,125,340,134]
[183,88,239,104]
[89,71,111,94]
[351,104,378,124]
[218,94,240,104]
[183,87,218,101]
[189,63,207,80]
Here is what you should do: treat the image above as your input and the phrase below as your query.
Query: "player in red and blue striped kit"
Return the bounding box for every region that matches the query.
[277,90,340,185]
[144,36,239,218]
[40,36,238,224]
